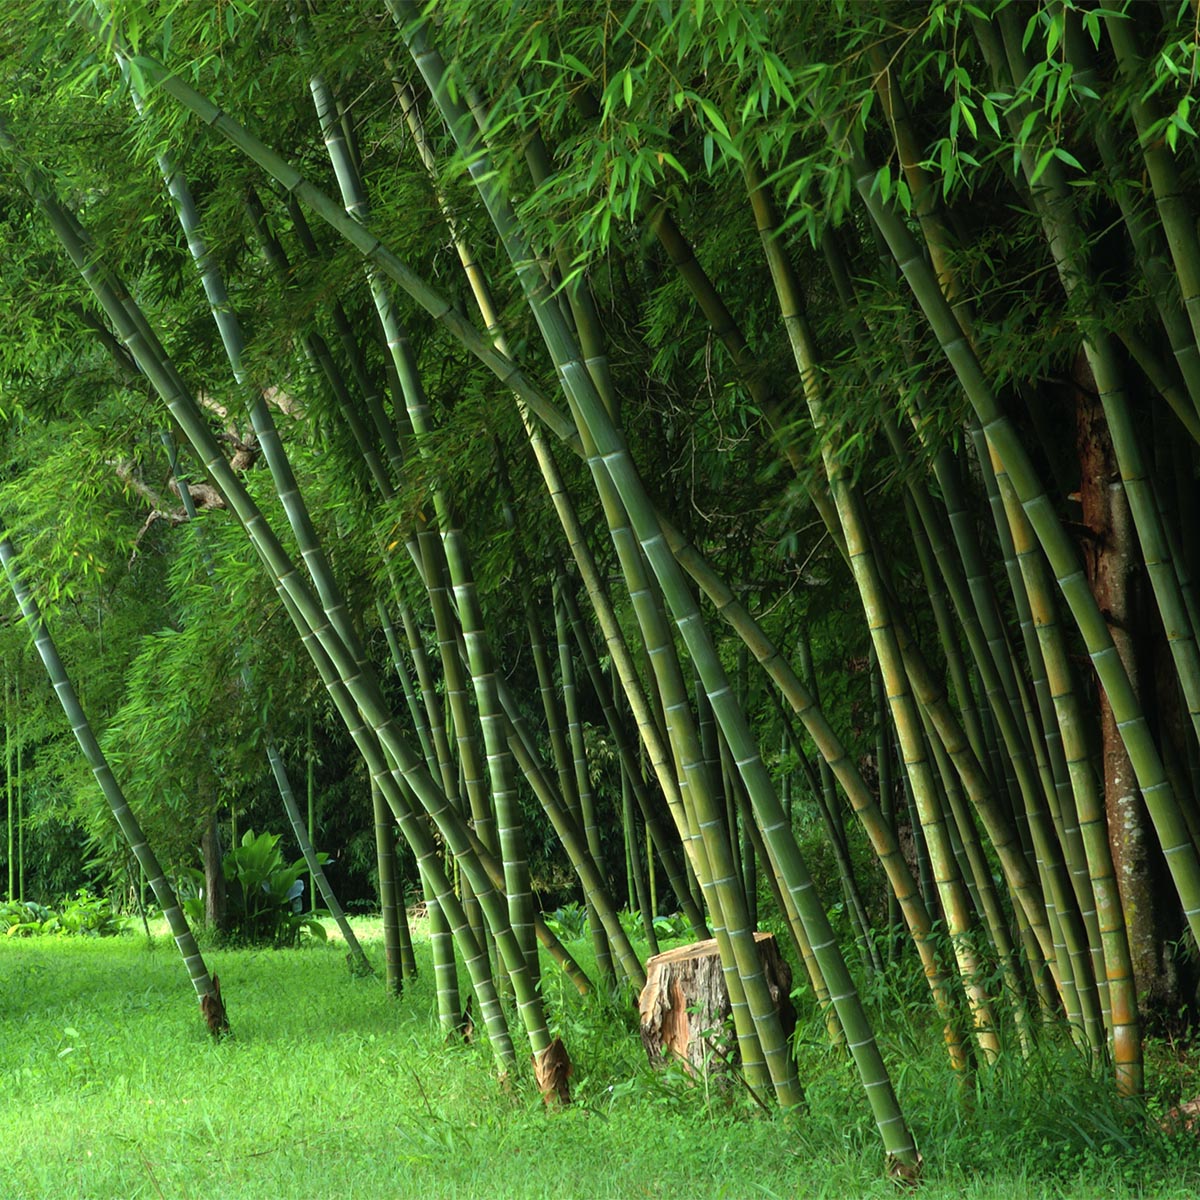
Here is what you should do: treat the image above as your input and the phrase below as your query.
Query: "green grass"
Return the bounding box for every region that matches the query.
[1,921,1197,1199]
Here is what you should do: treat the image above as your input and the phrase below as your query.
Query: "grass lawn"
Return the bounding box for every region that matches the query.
[1,918,1197,1199]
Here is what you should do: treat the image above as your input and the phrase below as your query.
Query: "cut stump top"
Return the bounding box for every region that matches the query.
[644,930,776,967]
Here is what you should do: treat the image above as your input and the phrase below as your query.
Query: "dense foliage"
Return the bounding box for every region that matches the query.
[1,0,1200,1175]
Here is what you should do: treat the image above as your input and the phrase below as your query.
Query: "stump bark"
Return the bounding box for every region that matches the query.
[637,933,794,1074]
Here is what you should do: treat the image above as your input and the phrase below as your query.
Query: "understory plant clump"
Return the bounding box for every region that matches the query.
[184,830,328,948]
[1,890,128,938]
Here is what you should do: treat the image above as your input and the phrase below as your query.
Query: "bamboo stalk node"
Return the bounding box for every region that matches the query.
[637,933,793,1075]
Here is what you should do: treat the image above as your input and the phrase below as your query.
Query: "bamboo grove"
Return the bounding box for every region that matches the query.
[1,0,1200,1175]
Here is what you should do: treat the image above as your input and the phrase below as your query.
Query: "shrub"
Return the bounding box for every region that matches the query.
[185,830,328,948]
[1,899,54,936]
[1,890,127,937]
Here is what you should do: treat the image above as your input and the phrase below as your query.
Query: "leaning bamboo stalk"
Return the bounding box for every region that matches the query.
[379,599,438,779]
[818,230,1065,972]
[835,128,1200,952]
[985,9,1200,751]
[394,4,821,1109]
[660,518,967,1069]
[991,446,1143,1092]
[373,779,405,997]
[748,166,1002,1060]
[392,594,485,991]
[88,35,739,954]
[249,192,465,999]
[393,12,937,1151]
[309,65,544,988]
[396,87,779,1082]
[395,76,697,862]
[868,47,1178,1032]
[153,161,376,973]
[903,493,1034,1050]
[17,148,536,1071]
[559,582,707,932]
[794,638,879,974]
[0,535,226,1033]
[553,588,617,983]
[277,587,517,1063]
[386,75,657,993]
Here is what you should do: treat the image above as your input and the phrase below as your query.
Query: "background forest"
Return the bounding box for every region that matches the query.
[2,0,1200,1180]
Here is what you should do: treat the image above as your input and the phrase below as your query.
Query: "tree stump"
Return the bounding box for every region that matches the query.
[637,932,794,1074]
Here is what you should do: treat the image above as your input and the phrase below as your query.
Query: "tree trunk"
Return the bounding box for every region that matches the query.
[1075,351,1182,1025]
[201,813,227,934]
[637,933,795,1077]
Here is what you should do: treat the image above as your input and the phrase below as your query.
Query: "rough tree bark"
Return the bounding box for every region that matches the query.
[1074,351,1183,1025]
[201,812,228,934]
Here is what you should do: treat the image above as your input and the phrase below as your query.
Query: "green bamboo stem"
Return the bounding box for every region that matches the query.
[252,184,460,998]
[942,427,1101,1043]
[991,445,1143,1091]
[22,145,546,1067]
[1104,13,1200,419]
[837,129,1200,952]
[395,76,699,868]
[394,5,821,1107]
[13,145,527,1070]
[141,121,385,974]
[749,167,1002,1060]
[102,63,890,1068]
[661,520,967,1068]
[309,64,544,984]
[362,75,633,993]
[415,70,759,1005]
[904,493,1034,1048]
[873,58,1113,955]
[392,13,946,1140]
[554,585,617,984]
[489,665,646,989]
[373,779,405,997]
[560,582,707,933]
[11,668,19,903]
[442,524,539,981]
[417,532,495,860]
[379,600,438,778]
[394,596,486,989]
[281,588,517,1062]
[165,436,374,981]
[102,39,729,966]
[0,535,223,1024]
[870,653,902,960]
[795,636,879,974]
[986,10,1200,751]
[820,231,1065,966]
